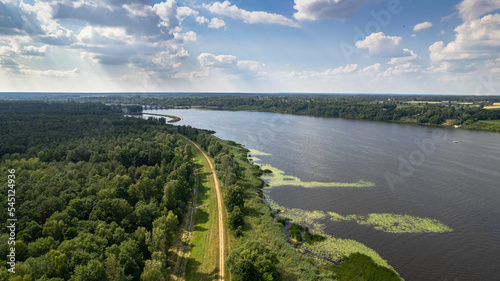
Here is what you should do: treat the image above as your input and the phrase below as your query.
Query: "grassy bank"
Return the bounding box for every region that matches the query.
[183,140,221,280]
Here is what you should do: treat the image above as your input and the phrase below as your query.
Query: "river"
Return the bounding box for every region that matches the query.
[144,109,500,281]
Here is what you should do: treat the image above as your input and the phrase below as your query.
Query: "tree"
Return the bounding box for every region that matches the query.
[225,185,244,212]
[140,259,167,281]
[146,212,178,254]
[231,259,260,281]
[71,259,108,281]
[227,241,278,281]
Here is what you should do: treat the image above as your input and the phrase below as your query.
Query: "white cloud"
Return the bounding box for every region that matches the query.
[21,45,49,57]
[0,1,43,36]
[413,21,433,32]
[77,26,134,46]
[430,14,500,63]
[362,63,382,73]
[237,60,265,72]
[457,0,500,21]
[204,1,299,27]
[22,67,81,78]
[382,62,421,76]
[293,0,370,21]
[429,1,500,76]
[196,16,209,24]
[441,12,457,22]
[209,18,226,29]
[152,0,179,29]
[355,32,406,57]
[198,53,237,68]
[174,31,197,42]
[388,49,419,65]
[289,64,359,79]
[177,6,198,20]
[197,52,268,79]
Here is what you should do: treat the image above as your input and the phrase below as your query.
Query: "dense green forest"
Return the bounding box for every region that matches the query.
[0,102,199,280]
[0,101,402,280]
[75,95,500,132]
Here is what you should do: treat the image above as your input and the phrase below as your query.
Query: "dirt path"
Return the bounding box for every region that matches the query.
[180,135,225,280]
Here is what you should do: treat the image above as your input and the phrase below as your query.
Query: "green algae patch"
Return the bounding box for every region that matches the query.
[327,212,453,234]
[260,163,374,188]
[247,149,272,156]
[248,156,261,162]
[267,198,395,271]
[328,211,347,222]
[351,213,453,233]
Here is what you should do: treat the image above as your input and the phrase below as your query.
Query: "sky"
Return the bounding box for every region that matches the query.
[0,0,499,94]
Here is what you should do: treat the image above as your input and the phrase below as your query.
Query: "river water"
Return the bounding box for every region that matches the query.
[144,109,500,281]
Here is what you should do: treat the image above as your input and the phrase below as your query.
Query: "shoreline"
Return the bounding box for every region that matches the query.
[182,106,500,133]
[142,112,182,123]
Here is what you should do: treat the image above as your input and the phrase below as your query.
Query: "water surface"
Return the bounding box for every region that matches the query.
[144,109,500,281]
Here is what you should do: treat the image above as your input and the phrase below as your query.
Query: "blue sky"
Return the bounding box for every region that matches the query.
[1,0,499,94]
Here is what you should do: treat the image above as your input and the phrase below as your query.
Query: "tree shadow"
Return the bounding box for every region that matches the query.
[185,259,221,281]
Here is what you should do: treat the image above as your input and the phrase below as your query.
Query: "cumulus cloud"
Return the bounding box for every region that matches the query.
[355,32,406,57]
[237,60,267,74]
[413,21,433,32]
[430,14,500,63]
[209,18,226,29]
[53,1,176,39]
[382,62,420,76]
[388,49,419,65]
[0,1,43,36]
[177,6,225,29]
[293,0,370,21]
[204,1,299,27]
[196,52,268,79]
[198,53,237,68]
[457,0,500,21]
[21,45,48,57]
[362,63,382,73]
[177,6,198,20]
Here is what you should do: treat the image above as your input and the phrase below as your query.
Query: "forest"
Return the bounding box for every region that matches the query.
[0,101,198,280]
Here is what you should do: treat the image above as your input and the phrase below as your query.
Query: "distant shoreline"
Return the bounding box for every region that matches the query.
[142,113,182,123]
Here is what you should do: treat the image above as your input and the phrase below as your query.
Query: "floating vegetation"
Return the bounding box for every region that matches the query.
[259,163,374,188]
[247,149,272,156]
[267,198,327,226]
[247,148,373,188]
[254,148,448,279]
[267,198,394,270]
[248,156,261,162]
[336,213,453,234]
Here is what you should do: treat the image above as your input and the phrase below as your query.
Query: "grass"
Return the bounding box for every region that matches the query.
[332,253,402,281]
[183,140,221,281]
[462,120,500,132]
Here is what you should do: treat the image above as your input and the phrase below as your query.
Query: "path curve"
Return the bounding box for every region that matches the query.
[180,135,225,280]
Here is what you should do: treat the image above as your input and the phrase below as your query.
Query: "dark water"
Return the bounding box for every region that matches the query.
[144,109,500,281]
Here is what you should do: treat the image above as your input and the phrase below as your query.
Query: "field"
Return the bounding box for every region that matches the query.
[484,103,500,109]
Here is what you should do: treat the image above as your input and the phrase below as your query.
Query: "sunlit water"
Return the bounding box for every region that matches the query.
[144,109,500,281]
